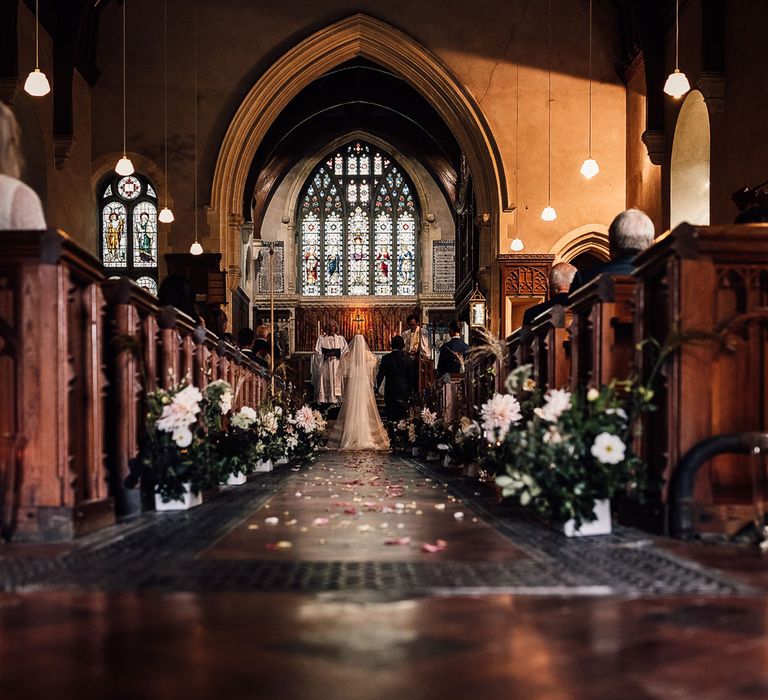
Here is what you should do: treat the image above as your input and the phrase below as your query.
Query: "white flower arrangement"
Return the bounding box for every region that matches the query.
[260,411,278,435]
[205,380,233,415]
[294,405,318,433]
[480,393,522,442]
[420,407,438,426]
[156,385,202,447]
[231,406,258,430]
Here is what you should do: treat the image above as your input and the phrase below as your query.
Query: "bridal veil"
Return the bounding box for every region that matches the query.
[327,335,390,450]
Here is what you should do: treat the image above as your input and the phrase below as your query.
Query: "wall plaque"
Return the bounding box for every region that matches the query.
[432,240,455,293]
[254,241,284,294]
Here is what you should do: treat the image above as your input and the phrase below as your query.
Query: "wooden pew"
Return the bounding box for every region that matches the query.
[568,273,636,391]
[529,304,571,390]
[0,230,113,540]
[634,222,768,534]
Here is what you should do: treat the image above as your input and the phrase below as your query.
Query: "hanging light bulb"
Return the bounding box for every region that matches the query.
[158,0,175,224]
[158,207,175,223]
[580,0,599,179]
[540,206,557,222]
[542,0,556,223]
[190,241,203,255]
[114,1,134,175]
[24,0,50,97]
[664,0,690,99]
[510,237,524,252]
[580,157,600,179]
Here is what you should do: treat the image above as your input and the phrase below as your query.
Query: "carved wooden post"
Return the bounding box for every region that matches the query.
[158,306,182,389]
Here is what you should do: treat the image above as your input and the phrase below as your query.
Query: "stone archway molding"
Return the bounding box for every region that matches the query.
[549,224,610,264]
[209,14,505,320]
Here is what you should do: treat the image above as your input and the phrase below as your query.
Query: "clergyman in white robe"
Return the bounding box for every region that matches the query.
[402,324,430,359]
[311,328,348,404]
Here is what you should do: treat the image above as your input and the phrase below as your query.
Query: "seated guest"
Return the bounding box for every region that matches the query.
[0,102,46,230]
[522,262,577,326]
[569,208,655,293]
[237,327,255,360]
[437,320,470,376]
[253,324,281,370]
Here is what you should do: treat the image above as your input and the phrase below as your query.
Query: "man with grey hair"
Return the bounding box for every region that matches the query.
[569,208,655,293]
[523,262,577,326]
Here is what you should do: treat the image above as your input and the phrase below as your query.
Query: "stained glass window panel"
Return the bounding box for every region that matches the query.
[132,201,158,267]
[373,154,383,175]
[324,212,343,296]
[374,214,393,295]
[397,213,416,295]
[360,179,369,203]
[348,206,370,295]
[146,184,157,198]
[117,176,141,200]
[103,185,112,198]
[347,154,357,175]
[359,154,370,175]
[302,213,321,295]
[135,276,158,295]
[334,155,343,175]
[347,182,357,203]
[102,202,127,267]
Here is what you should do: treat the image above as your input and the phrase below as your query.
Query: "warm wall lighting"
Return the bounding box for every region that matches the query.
[24,0,50,97]
[190,241,203,255]
[664,0,690,99]
[540,205,557,222]
[510,237,524,252]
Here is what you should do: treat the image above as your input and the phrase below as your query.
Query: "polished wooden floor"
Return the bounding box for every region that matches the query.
[1,452,768,700]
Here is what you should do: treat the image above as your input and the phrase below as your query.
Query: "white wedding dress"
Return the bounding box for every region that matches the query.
[327,335,390,450]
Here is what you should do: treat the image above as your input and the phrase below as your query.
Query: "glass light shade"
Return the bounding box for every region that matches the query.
[510,237,524,252]
[23,69,50,97]
[115,156,135,176]
[580,157,600,179]
[158,207,175,223]
[190,241,203,255]
[540,205,557,222]
[663,69,691,99]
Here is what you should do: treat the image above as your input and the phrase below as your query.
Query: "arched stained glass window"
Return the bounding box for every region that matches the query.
[298,141,419,296]
[99,173,159,293]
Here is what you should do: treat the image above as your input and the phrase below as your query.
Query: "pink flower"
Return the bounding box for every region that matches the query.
[480,393,522,441]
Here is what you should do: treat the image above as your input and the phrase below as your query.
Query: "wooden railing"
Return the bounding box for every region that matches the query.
[1,230,269,540]
[528,304,571,390]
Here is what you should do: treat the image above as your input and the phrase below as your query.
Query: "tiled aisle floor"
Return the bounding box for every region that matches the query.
[1,451,767,700]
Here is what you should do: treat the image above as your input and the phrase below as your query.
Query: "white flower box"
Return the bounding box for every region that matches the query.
[561,499,612,537]
[411,447,420,457]
[225,472,247,486]
[275,456,289,465]
[154,483,202,511]
[253,458,273,473]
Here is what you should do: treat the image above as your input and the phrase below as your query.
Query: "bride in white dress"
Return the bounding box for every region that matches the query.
[327,334,390,450]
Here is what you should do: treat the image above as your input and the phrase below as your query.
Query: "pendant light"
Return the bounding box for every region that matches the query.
[510,0,524,253]
[158,0,174,223]
[663,0,690,98]
[190,0,202,255]
[580,0,599,179]
[23,0,51,96]
[115,0,134,176]
[540,0,556,222]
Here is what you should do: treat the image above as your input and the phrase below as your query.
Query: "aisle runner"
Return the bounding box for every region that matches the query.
[0,453,752,597]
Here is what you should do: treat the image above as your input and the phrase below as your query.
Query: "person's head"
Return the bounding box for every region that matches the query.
[608,209,655,258]
[325,320,338,335]
[140,212,149,222]
[0,102,22,179]
[237,327,255,349]
[406,314,419,331]
[448,320,461,336]
[109,212,118,221]
[255,324,270,340]
[391,335,405,350]
[549,262,577,294]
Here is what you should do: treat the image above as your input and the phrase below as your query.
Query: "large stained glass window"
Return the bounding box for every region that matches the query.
[298,141,419,296]
[99,173,159,294]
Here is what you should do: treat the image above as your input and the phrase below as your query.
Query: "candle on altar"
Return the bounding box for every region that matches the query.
[398,321,402,335]
[317,320,321,336]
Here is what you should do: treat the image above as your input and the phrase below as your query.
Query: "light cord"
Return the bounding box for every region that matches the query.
[514,0,520,228]
[122,0,127,156]
[35,0,39,68]
[547,0,552,204]
[675,0,680,68]
[163,0,168,207]
[194,0,198,243]
[588,0,593,157]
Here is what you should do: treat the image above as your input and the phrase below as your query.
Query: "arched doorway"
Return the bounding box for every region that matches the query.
[209,14,505,329]
[670,90,710,229]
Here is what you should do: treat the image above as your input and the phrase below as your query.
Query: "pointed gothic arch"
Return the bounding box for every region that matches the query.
[209,14,505,325]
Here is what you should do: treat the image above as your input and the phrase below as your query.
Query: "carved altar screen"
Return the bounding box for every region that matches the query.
[298,141,419,297]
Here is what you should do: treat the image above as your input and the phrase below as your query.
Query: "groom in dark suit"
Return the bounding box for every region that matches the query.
[376,335,414,421]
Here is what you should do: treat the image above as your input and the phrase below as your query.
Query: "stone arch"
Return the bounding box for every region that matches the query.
[549,224,610,264]
[670,90,710,229]
[209,14,505,311]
